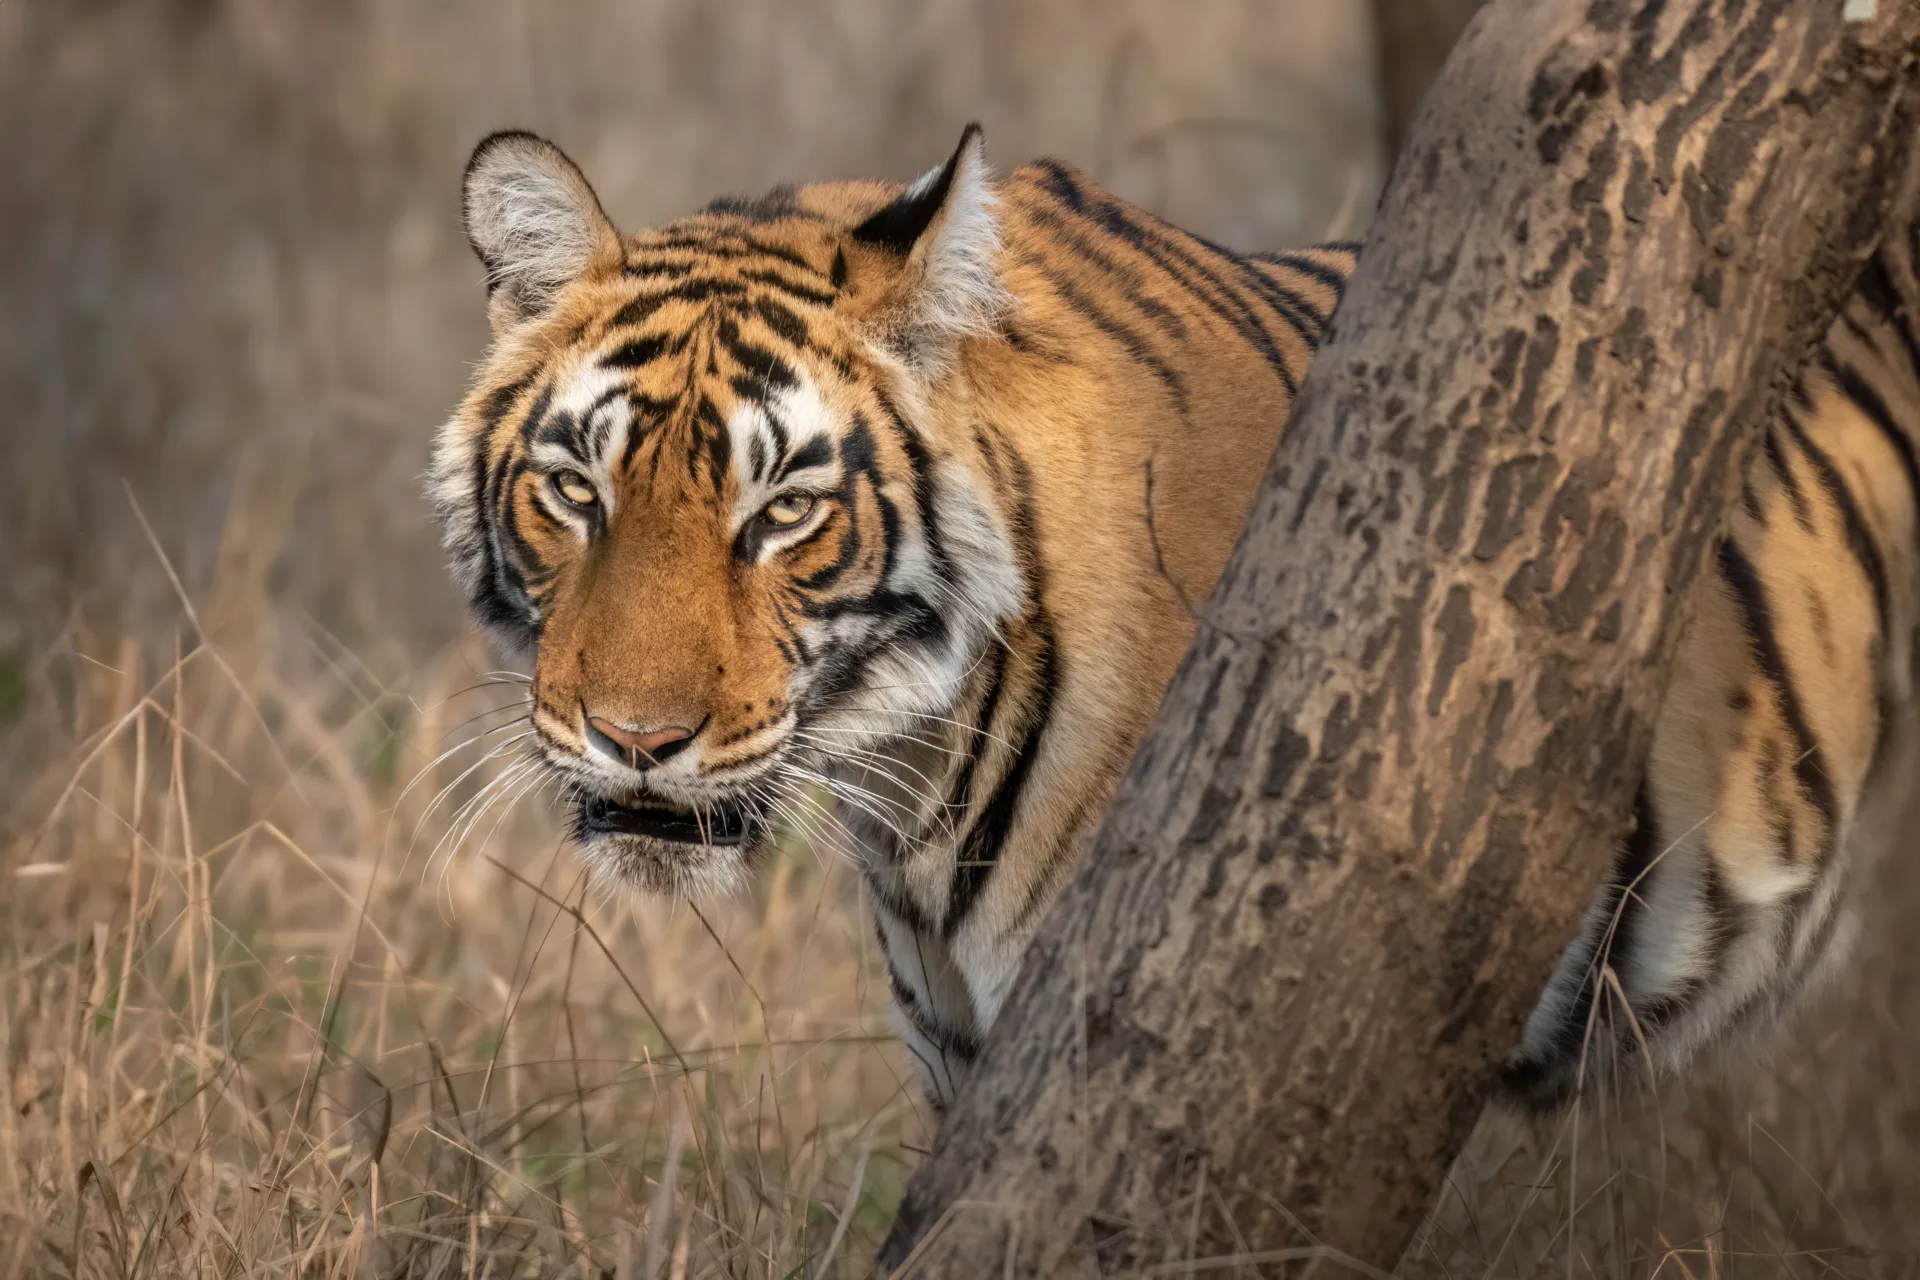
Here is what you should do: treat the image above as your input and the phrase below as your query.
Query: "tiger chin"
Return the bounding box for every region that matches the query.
[432,122,1920,1115]
[564,789,764,898]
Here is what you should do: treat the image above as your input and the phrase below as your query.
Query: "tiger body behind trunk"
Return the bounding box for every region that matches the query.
[434,127,1920,1111]
[827,181,1355,1098]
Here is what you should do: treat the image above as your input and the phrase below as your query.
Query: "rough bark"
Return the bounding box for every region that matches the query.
[881,2,1920,1273]
[1373,0,1485,158]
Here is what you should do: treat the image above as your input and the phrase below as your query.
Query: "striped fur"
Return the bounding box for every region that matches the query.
[433,126,1920,1111]
[1506,236,1920,1106]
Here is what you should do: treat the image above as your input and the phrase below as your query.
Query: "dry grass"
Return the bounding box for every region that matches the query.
[4,1,1918,1276]
[1,573,928,1276]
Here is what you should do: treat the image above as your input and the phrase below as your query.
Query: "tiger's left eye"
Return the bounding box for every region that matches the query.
[552,471,597,508]
[762,494,816,526]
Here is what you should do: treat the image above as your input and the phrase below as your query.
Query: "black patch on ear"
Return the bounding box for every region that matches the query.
[852,122,982,254]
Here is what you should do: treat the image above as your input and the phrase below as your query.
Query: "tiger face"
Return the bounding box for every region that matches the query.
[432,128,1022,895]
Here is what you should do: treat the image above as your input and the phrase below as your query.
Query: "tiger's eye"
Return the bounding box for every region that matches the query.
[553,471,597,507]
[763,494,816,526]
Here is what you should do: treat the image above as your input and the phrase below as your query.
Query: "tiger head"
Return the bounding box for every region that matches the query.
[431,126,1024,895]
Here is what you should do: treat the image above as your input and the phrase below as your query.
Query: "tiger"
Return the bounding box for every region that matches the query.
[432,124,1920,1112]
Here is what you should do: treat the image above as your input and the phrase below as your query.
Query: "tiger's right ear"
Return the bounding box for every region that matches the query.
[462,131,622,334]
[846,123,1005,376]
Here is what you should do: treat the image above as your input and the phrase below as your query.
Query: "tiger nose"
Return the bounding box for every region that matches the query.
[584,716,694,769]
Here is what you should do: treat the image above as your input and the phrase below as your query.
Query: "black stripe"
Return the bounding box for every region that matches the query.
[479,412,518,515]
[584,387,630,457]
[752,295,813,348]
[1018,199,1190,345]
[620,258,698,282]
[945,627,1057,936]
[790,514,859,590]
[759,398,791,467]
[1022,253,1189,413]
[1716,538,1839,859]
[1589,784,1659,1021]
[873,393,956,587]
[1253,245,1361,300]
[602,334,672,370]
[1847,250,1920,390]
[622,277,749,321]
[1098,189,1329,345]
[775,435,832,483]
[741,268,836,306]
[1234,260,1336,350]
[703,185,801,221]
[480,374,535,431]
[739,236,829,277]
[1779,410,1890,634]
[513,385,557,453]
[1739,470,1766,524]
[496,461,552,592]
[1033,162,1311,391]
[645,234,754,258]
[1138,215,1320,380]
[619,400,669,474]
[1761,425,1811,530]
[699,410,730,490]
[1826,355,1920,544]
[1752,736,1798,864]
[945,446,1056,935]
[481,448,537,629]
[718,316,799,391]
[881,947,983,1061]
[465,447,529,636]
[837,414,900,580]
[945,644,1010,817]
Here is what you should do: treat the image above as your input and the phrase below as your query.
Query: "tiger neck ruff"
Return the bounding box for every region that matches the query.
[435,126,1920,1111]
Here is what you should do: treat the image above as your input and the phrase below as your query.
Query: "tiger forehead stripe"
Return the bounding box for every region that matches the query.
[588,288,830,386]
[624,229,839,298]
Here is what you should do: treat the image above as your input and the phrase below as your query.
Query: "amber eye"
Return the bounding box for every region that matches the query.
[762,493,816,526]
[552,471,597,508]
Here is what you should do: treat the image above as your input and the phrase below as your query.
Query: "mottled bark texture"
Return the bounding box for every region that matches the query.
[1374,0,1485,157]
[882,1,1920,1273]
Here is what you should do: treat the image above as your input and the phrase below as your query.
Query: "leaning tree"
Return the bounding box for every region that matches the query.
[880,0,1920,1272]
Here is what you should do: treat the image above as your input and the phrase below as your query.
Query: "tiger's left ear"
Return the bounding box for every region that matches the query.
[849,123,1006,373]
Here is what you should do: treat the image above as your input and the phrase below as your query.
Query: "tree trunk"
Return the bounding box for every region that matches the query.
[1373,0,1484,158]
[881,2,1920,1273]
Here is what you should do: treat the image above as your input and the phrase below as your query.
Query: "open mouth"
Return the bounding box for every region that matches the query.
[577,792,758,847]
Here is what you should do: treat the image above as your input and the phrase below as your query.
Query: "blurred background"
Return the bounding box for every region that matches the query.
[1,2,1915,1276]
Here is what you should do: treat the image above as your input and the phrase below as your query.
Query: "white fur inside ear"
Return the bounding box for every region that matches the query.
[906,138,1008,369]
[464,134,611,320]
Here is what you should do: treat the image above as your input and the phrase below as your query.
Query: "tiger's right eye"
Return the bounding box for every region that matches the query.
[552,471,597,508]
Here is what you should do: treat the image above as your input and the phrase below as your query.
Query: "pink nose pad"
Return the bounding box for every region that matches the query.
[585,717,694,768]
